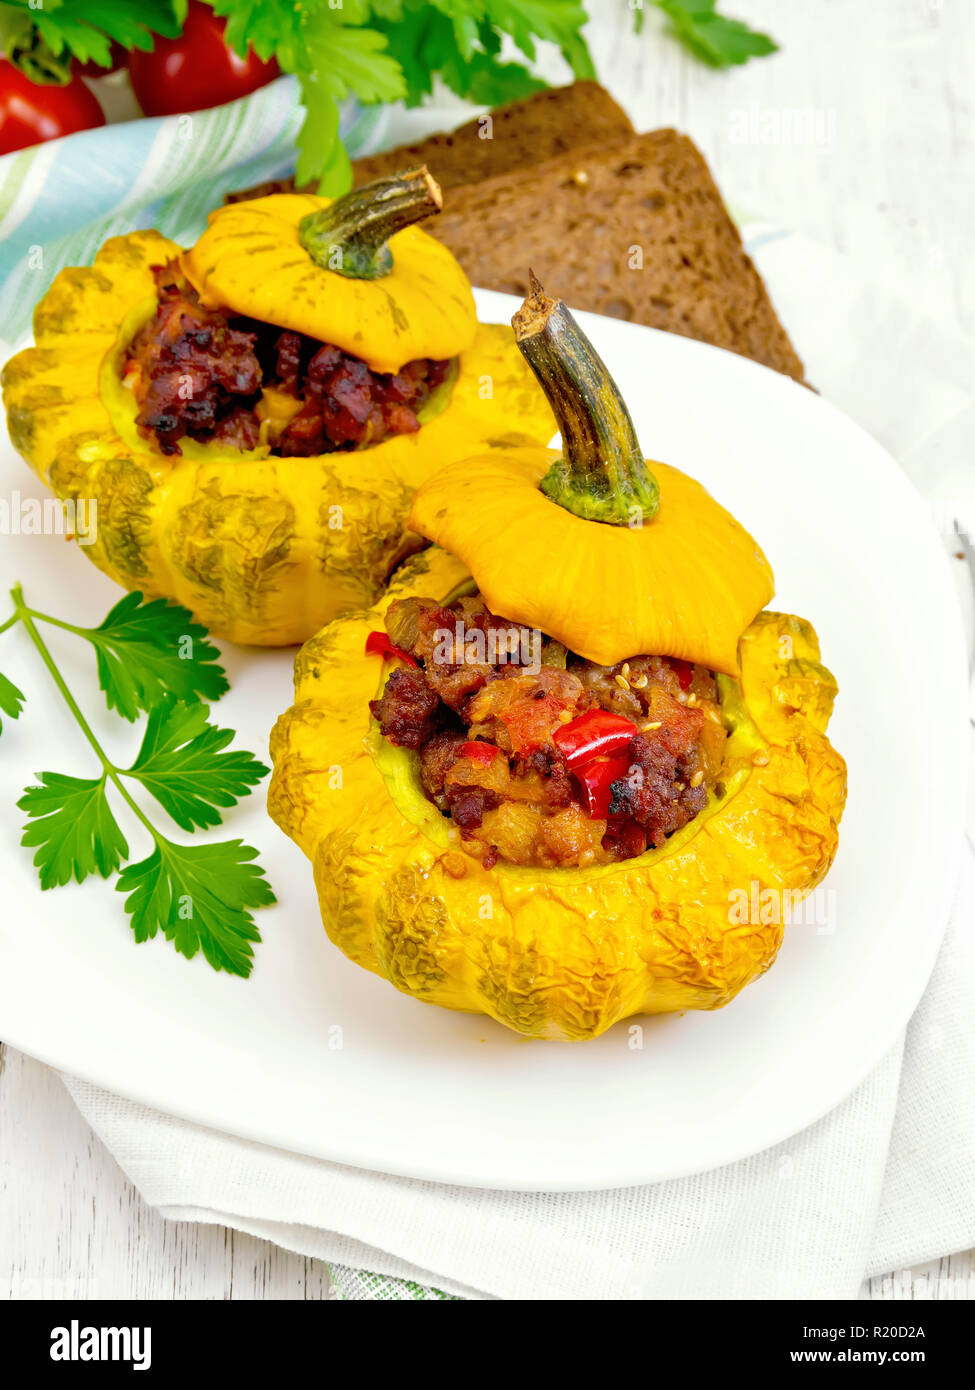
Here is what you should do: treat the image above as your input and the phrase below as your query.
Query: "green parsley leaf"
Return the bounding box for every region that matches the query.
[126,698,270,832]
[28,0,181,66]
[290,13,405,191]
[19,773,129,889]
[303,17,407,105]
[373,2,440,104]
[211,0,603,183]
[0,671,26,736]
[84,0,183,45]
[211,0,302,67]
[557,29,597,81]
[476,17,504,58]
[432,0,481,63]
[9,581,274,976]
[117,838,275,977]
[655,1,777,68]
[442,48,549,106]
[377,4,548,108]
[487,0,591,68]
[312,122,355,197]
[294,72,346,192]
[78,592,229,723]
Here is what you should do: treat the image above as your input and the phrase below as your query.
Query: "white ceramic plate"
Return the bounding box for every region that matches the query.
[0,291,966,1190]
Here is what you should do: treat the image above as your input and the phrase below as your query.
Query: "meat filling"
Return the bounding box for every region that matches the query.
[369,594,727,869]
[124,262,451,457]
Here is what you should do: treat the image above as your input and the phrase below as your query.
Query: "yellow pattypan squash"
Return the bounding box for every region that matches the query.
[268,279,846,1039]
[1,172,554,646]
[269,546,846,1039]
[410,275,773,675]
[183,175,475,374]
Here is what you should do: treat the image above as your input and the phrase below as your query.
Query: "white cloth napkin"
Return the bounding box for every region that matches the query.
[62,226,975,1301]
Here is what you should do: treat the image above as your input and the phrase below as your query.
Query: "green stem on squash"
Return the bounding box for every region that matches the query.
[512,272,660,526]
[298,166,442,280]
[8,584,158,840]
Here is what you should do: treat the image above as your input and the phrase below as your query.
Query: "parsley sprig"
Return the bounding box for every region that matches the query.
[644,1,778,67]
[26,590,229,720]
[1,584,274,978]
[0,1,777,192]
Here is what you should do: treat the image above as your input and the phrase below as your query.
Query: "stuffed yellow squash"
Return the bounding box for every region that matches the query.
[1,169,554,645]
[269,278,847,1039]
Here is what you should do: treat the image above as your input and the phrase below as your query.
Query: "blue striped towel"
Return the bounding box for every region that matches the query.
[0,75,388,348]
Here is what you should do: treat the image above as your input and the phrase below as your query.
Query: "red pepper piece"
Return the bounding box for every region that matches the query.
[365,630,418,667]
[573,755,633,820]
[461,740,499,765]
[668,658,694,691]
[553,708,638,769]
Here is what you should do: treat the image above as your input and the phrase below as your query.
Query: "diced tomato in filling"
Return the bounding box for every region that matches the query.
[124,261,451,457]
[498,692,575,756]
[369,592,727,869]
[461,741,499,765]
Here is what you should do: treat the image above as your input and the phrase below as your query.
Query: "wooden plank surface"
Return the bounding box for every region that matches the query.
[2,0,973,1300]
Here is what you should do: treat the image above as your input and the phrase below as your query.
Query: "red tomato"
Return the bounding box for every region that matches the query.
[0,60,105,155]
[129,2,280,117]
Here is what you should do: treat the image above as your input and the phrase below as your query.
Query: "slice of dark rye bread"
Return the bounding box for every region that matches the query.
[351,82,635,189]
[432,129,806,383]
[225,83,635,201]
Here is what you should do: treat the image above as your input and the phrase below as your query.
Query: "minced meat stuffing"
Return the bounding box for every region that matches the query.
[124,261,451,457]
[369,593,728,870]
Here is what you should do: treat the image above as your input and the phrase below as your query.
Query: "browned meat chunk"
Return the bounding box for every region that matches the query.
[514,746,574,809]
[127,263,261,456]
[408,601,497,710]
[369,668,444,750]
[576,653,717,721]
[212,407,261,451]
[419,730,466,810]
[124,264,452,458]
[383,596,574,715]
[446,786,499,832]
[275,345,449,455]
[274,330,303,392]
[609,719,708,848]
